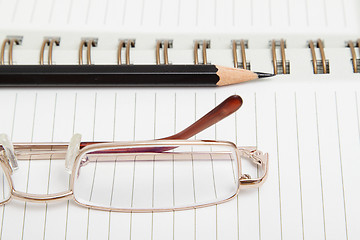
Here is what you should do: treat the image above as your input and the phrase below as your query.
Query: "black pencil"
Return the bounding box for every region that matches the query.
[0,65,274,86]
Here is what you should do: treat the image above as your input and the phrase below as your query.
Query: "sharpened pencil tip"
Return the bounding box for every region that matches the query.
[254,72,275,78]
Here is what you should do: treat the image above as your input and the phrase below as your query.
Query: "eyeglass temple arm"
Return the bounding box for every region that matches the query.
[79,95,243,149]
[3,95,243,170]
[161,95,243,140]
[238,147,269,188]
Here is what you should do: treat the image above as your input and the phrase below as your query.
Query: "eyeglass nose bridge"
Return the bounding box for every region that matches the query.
[0,134,18,173]
[65,133,82,174]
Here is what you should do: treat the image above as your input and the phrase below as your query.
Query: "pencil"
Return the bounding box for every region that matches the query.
[0,65,273,86]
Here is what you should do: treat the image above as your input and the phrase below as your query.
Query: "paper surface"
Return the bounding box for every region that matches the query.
[0,0,359,239]
[0,84,359,240]
[0,0,359,35]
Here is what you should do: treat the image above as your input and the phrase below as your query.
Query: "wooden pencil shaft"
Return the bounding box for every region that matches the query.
[0,64,220,86]
[0,64,265,86]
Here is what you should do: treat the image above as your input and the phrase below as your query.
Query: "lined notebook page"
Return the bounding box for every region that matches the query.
[0,0,359,239]
[0,0,359,35]
[0,83,359,240]
[0,25,358,240]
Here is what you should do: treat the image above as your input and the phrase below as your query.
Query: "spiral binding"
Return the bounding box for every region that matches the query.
[118,39,135,65]
[156,40,172,65]
[1,36,22,65]
[40,37,60,65]
[232,40,250,70]
[2,36,360,75]
[347,40,360,73]
[270,39,290,75]
[308,39,329,74]
[79,38,98,65]
[194,40,210,65]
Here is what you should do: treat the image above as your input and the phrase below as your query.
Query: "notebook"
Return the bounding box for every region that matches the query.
[0,0,359,239]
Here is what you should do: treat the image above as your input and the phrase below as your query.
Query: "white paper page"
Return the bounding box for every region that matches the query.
[0,0,359,35]
[0,27,358,240]
[0,0,359,240]
[0,79,359,240]
[0,44,359,240]
[0,31,358,240]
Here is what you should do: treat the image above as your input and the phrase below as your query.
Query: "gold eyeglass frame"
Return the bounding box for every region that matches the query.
[0,137,268,213]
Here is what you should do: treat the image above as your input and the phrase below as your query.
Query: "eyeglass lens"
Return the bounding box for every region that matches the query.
[73,144,240,210]
[0,166,11,203]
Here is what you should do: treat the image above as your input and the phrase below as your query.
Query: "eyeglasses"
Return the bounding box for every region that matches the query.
[0,95,268,213]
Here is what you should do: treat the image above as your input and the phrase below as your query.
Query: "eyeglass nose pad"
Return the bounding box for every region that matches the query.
[0,133,18,171]
[65,133,82,174]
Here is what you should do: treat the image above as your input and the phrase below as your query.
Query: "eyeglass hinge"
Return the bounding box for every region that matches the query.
[238,146,265,166]
[237,146,269,188]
